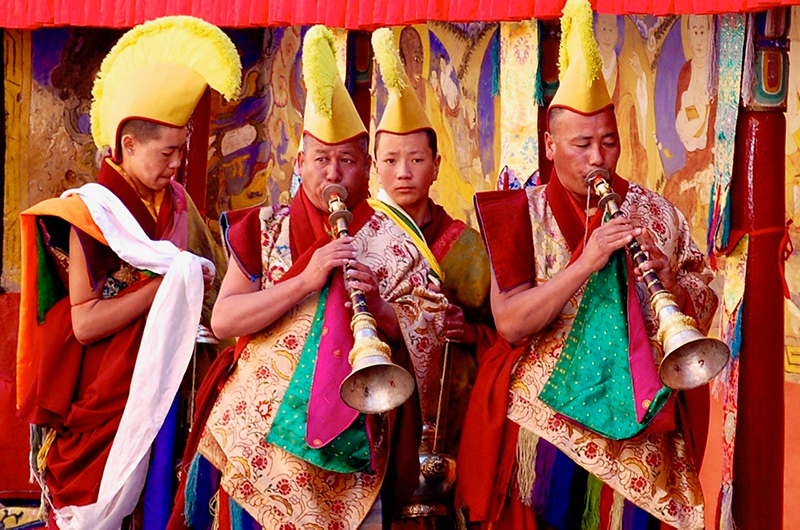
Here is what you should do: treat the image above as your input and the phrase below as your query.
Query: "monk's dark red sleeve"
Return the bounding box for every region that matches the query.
[220,207,263,282]
[474,190,535,292]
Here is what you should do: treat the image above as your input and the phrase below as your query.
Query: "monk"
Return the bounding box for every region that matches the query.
[17,16,238,529]
[169,25,445,530]
[459,1,718,527]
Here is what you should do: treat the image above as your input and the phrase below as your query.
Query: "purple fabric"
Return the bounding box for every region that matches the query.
[622,500,637,530]
[143,396,178,529]
[543,449,575,527]
[530,437,558,515]
[625,255,663,423]
[306,274,358,447]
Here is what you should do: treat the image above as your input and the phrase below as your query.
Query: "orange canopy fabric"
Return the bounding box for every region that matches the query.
[1,0,797,29]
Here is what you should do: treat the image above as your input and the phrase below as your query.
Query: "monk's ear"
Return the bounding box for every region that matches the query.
[120,133,137,158]
[544,131,556,162]
[432,154,441,183]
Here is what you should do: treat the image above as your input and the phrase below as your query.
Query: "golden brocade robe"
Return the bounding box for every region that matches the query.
[507,183,717,528]
[197,205,446,529]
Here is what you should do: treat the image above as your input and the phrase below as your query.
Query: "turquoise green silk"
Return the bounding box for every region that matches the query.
[265,284,371,472]
[538,251,670,440]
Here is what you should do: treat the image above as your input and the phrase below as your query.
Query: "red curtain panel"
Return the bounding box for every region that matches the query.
[2,0,799,29]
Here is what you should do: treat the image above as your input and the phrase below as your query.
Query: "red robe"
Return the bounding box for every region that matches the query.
[18,159,187,509]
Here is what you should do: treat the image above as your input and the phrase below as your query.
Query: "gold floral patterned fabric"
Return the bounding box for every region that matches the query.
[506,184,717,529]
[198,205,446,529]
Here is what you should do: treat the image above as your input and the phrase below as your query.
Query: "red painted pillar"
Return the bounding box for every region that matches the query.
[729,111,785,529]
[184,88,211,217]
[729,10,789,528]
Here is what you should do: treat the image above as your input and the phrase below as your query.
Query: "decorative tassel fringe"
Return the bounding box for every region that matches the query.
[29,426,41,483]
[185,453,215,529]
[516,428,540,505]
[28,426,53,523]
[371,28,408,94]
[534,21,544,107]
[209,490,220,530]
[719,485,736,530]
[741,15,756,108]
[302,25,339,118]
[609,490,625,530]
[455,504,468,530]
[184,453,200,526]
[581,475,603,530]
[36,429,56,473]
[37,493,50,523]
[559,0,602,85]
[491,29,501,98]
[230,496,244,530]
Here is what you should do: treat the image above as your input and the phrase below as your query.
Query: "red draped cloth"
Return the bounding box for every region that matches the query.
[19,159,185,509]
[2,0,794,29]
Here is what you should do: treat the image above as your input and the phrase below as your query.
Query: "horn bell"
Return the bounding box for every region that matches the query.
[659,327,731,390]
[340,352,415,414]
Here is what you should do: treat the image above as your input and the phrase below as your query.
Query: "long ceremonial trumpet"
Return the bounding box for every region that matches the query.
[586,169,730,390]
[323,184,415,413]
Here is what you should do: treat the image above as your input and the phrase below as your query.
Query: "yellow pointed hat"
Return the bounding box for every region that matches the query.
[302,25,367,145]
[372,28,434,136]
[549,0,613,115]
[91,16,242,156]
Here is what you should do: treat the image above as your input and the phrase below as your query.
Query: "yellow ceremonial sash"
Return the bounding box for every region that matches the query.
[367,198,444,282]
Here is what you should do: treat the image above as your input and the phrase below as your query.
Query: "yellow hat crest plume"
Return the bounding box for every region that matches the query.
[372,28,434,137]
[91,15,242,153]
[302,25,367,145]
[549,0,612,115]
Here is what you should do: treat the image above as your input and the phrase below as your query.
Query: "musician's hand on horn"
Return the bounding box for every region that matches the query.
[577,217,642,274]
[300,237,358,293]
[634,229,687,308]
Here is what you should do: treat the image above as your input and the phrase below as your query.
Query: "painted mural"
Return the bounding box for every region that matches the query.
[205,27,304,222]
[370,23,500,226]
[498,20,540,190]
[591,15,719,248]
[27,28,121,204]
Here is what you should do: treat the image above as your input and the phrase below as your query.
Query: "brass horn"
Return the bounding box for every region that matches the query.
[586,169,730,390]
[323,184,415,413]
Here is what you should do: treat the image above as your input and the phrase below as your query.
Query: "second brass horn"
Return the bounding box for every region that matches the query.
[586,169,730,390]
[323,184,415,414]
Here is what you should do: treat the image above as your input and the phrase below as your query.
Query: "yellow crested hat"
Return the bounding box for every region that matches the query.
[372,28,434,137]
[549,0,612,115]
[302,25,367,145]
[91,16,241,156]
